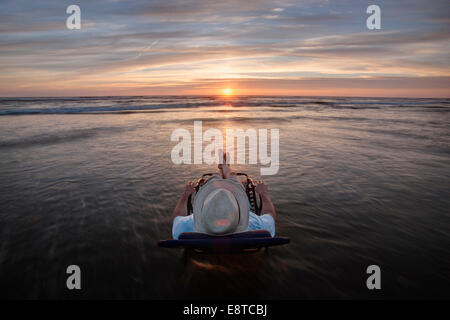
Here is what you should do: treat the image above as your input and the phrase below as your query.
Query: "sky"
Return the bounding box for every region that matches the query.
[0,0,449,97]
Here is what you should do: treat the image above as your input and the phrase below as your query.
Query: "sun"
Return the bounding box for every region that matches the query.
[223,88,232,96]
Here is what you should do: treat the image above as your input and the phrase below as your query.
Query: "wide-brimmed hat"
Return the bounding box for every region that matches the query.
[193,177,249,235]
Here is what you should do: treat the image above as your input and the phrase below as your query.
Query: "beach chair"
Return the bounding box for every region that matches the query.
[158,229,289,253]
[158,173,290,253]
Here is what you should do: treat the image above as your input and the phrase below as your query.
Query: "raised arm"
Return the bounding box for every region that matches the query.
[172,181,195,220]
[255,181,276,220]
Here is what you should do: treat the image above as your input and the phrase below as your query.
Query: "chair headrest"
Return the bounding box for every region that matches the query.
[179,229,271,240]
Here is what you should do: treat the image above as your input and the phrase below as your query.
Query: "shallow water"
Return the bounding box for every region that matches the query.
[0,96,449,299]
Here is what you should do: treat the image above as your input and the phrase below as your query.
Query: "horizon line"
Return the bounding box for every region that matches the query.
[1,94,449,99]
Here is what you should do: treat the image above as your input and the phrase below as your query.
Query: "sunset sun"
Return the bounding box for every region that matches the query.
[223,88,232,96]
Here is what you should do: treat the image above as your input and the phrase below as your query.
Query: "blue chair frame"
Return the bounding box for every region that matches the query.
[158,230,290,253]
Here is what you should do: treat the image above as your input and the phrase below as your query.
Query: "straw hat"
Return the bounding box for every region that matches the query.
[193,177,249,235]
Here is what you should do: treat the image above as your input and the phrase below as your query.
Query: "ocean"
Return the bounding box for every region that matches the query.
[0,96,449,299]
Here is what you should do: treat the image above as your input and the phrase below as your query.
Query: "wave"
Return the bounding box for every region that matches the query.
[0,96,448,116]
[0,103,215,115]
[0,127,130,149]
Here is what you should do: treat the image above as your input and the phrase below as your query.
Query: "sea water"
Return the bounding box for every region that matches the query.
[0,96,449,298]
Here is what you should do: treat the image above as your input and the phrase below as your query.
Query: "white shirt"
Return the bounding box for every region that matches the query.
[172,212,275,239]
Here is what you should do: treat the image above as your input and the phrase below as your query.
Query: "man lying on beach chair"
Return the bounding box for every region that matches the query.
[171,153,276,240]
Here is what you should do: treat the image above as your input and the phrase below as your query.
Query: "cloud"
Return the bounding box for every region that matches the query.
[0,0,449,97]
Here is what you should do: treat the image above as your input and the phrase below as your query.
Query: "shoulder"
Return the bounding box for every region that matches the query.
[172,215,194,239]
[248,212,275,237]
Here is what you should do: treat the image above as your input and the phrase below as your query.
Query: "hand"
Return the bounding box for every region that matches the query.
[182,181,195,196]
[255,180,268,195]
